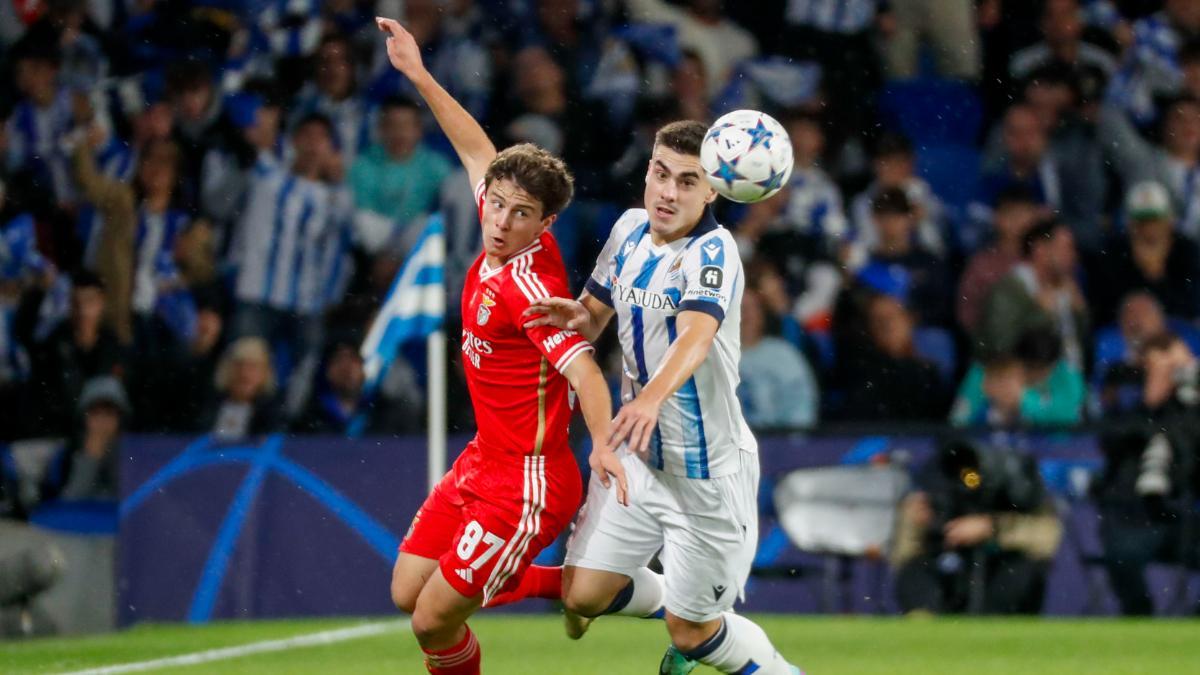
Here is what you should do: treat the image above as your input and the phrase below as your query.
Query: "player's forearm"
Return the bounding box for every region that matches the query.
[563,354,613,449]
[408,69,496,185]
[577,293,615,343]
[639,319,714,407]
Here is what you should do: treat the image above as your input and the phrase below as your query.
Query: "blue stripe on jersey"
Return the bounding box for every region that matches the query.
[630,252,664,385]
[287,196,316,308]
[613,221,650,277]
[262,176,297,303]
[663,287,708,478]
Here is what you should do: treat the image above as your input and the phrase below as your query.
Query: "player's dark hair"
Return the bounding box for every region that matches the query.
[1014,325,1063,369]
[293,112,336,139]
[873,132,913,160]
[485,143,575,218]
[654,120,707,158]
[379,95,421,116]
[72,269,105,292]
[1021,217,1064,257]
[871,187,912,215]
[994,185,1038,210]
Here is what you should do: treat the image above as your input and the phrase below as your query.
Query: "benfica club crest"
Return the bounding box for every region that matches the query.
[477,295,496,326]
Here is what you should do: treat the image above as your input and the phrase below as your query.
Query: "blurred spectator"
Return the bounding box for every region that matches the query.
[857,188,951,327]
[1009,0,1118,84]
[957,187,1041,333]
[841,293,947,420]
[12,0,110,90]
[230,113,352,417]
[1098,97,1200,241]
[167,61,235,213]
[737,287,818,429]
[1088,181,1200,326]
[951,326,1086,428]
[130,287,226,432]
[74,129,211,347]
[671,50,712,123]
[781,111,848,245]
[199,83,285,242]
[975,219,1087,368]
[350,96,452,253]
[47,376,127,501]
[1095,292,1170,417]
[779,0,884,134]
[891,441,1063,615]
[369,0,492,121]
[1096,332,1200,615]
[0,474,64,637]
[292,338,413,436]
[739,208,842,336]
[13,270,124,438]
[203,337,283,440]
[971,104,1061,250]
[290,33,369,164]
[1108,0,1200,126]
[6,42,75,210]
[849,133,945,257]
[624,0,759,98]
[884,0,981,81]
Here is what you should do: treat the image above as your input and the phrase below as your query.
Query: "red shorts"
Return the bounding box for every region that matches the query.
[399,441,582,603]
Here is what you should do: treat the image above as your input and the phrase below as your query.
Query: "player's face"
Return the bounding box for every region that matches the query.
[644,145,717,244]
[480,178,553,263]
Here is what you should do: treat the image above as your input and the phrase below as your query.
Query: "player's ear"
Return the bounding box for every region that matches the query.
[703,185,718,205]
[540,213,558,231]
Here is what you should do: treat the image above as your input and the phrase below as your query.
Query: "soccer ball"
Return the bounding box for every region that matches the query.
[700,110,793,203]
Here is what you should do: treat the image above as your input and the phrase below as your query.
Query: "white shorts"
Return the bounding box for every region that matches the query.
[564,448,760,622]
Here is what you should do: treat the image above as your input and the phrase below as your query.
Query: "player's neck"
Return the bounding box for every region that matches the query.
[650,219,703,246]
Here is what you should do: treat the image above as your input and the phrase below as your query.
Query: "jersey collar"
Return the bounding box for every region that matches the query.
[479,236,545,279]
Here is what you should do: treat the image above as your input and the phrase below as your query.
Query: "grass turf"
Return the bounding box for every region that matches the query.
[2,615,1198,674]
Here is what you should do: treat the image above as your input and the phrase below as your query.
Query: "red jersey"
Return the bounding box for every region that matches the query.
[459,185,593,460]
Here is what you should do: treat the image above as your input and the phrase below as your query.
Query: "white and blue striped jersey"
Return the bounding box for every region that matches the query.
[585,208,756,480]
[233,159,353,315]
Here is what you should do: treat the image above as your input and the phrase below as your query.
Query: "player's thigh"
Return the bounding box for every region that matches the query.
[564,451,663,577]
[659,455,759,622]
[394,470,466,611]
[390,553,441,614]
[411,566,483,646]
[560,565,637,617]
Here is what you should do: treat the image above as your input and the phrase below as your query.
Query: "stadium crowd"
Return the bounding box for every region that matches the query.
[0,0,1199,624]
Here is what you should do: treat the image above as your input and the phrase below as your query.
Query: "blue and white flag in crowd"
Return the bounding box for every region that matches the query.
[360,214,445,393]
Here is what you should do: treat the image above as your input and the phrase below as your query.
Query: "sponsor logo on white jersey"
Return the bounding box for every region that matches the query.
[612,282,678,310]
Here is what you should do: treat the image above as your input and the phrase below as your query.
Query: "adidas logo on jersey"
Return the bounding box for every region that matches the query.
[456,568,474,584]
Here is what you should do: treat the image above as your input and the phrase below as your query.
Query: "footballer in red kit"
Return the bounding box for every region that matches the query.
[400,185,595,603]
[377,16,628,675]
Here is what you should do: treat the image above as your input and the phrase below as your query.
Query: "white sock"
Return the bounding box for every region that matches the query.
[684,613,794,674]
[607,567,665,618]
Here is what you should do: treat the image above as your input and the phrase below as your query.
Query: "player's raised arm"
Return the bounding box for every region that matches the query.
[375,16,495,187]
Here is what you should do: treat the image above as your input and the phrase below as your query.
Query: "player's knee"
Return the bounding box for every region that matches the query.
[410,607,456,647]
[665,613,719,653]
[561,586,612,618]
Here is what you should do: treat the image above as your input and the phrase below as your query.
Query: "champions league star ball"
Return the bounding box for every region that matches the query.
[700,109,793,203]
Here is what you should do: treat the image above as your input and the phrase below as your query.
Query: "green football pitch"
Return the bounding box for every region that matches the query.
[2,614,1198,674]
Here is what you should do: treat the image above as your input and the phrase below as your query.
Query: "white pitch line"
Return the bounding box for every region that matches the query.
[58,619,409,675]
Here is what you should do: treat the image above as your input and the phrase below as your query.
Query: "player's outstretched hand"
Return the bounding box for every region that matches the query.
[589,448,629,507]
[376,16,426,79]
[522,297,589,331]
[609,397,661,461]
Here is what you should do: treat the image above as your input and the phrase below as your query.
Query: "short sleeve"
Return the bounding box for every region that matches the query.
[680,231,739,325]
[584,209,648,308]
[508,254,595,373]
[474,179,487,223]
